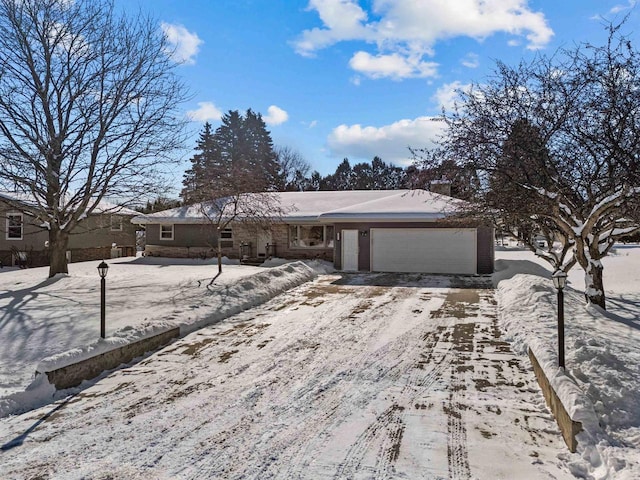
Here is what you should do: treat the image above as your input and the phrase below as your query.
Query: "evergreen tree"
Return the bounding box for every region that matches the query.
[306,171,323,191]
[242,109,280,190]
[182,110,281,202]
[181,122,216,203]
[352,162,373,189]
[322,158,354,190]
[370,156,405,189]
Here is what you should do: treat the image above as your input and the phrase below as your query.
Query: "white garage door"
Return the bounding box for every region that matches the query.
[370,228,477,274]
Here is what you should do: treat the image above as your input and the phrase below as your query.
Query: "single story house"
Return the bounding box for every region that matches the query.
[1,192,139,268]
[132,189,494,275]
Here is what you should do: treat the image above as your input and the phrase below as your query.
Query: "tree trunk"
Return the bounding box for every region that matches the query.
[584,261,606,309]
[217,235,223,274]
[48,227,70,278]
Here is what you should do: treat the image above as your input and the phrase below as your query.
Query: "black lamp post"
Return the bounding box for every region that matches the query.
[552,270,568,369]
[97,260,109,339]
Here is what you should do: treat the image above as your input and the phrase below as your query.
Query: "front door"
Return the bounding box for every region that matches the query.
[341,229,359,271]
[257,229,272,257]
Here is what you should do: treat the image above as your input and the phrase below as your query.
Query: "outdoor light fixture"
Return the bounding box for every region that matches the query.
[552,270,568,369]
[552,270,567,290]
[97,260,109,279]
[97,260,109,338]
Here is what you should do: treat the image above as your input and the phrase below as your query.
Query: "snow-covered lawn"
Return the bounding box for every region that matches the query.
[494,243,640,479]
[0,256,318,402]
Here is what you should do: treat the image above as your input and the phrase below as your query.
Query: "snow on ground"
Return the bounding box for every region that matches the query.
[0,273,573,479]
[494,243,640,479]
[0,243,637,479]
[0,256,324,411]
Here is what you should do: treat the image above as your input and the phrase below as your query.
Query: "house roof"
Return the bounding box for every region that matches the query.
[131,189,461,225]
[318,190,461,222]
[0,191,139,216]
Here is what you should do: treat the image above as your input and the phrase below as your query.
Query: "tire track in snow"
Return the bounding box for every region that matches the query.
[443,290,483,480]
[269,286,423,479]
[331,297,453,480]
[186,283,417,479]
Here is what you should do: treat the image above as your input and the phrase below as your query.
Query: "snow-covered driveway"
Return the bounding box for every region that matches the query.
[0,274,573,479]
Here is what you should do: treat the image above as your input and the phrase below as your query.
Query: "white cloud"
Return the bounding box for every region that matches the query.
[461,53,480,69]
[610,0,636,14]
[161,22,203,65]
[327,116,446,165]
[432,81,471,111]
[263,105,289,126]
[294,0,554,79]
[186,102,223,122]
[349,51,438,80]
[294,0,374,57]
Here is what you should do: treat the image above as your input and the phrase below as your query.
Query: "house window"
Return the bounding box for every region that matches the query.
[160,224,174,240]
[219,227,233,248]
[6,213,23,240]
[326,225,335,248]
[110,215,123,231]
[289,225,333,248]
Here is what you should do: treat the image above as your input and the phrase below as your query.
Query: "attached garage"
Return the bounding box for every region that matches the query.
[370,228,477,274]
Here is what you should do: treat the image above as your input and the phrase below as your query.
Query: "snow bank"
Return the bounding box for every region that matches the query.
[37,261,316,370]
[496,272,640,479]
[261,257,336,274]
[1,262,316,419]
[180,260,317,335]
[0,374,56,419]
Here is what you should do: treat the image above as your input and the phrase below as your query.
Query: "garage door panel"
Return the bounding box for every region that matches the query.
[370,228,476,274]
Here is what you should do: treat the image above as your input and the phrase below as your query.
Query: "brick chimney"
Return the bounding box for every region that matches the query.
[429,180,452,197]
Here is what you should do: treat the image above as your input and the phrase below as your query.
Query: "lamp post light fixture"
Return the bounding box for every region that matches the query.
[552,270,568,369]
[97,260,109,339]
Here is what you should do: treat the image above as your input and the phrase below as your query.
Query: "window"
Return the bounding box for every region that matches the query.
[289,225,334,248]
[219,228,233,248]
[326,225,335,248]
[110,215,123,231]
[6,213,23,240]
[160,224,174,240]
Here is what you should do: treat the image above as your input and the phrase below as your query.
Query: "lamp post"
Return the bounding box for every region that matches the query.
[552,270,568,369]
[97,260,109,339]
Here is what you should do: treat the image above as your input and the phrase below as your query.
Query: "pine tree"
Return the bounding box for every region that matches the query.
[181,122,217,203]
[184,110,280,200]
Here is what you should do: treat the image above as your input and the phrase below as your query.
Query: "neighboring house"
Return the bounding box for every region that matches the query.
[1,192,139,268]
[132,189,494,275]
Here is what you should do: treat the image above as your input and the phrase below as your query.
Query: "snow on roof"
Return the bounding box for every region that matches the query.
[132,189,462,225]
[0,191,139,216]
[318,190,461,221]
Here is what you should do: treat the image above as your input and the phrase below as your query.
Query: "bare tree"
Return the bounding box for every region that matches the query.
[274,145,311,191]
[0,0,188,277]
[199,192,289,278]
[417,22,640,309]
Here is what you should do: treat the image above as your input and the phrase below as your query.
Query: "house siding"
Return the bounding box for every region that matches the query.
[146,223,215,249]
[144,222,334,262]
[0,200,137,267]
[143,220,493,273]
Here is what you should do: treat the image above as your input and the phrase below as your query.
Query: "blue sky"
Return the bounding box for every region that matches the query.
[118,0,638,192]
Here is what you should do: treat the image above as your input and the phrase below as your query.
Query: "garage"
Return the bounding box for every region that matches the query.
[370,228,477,274]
